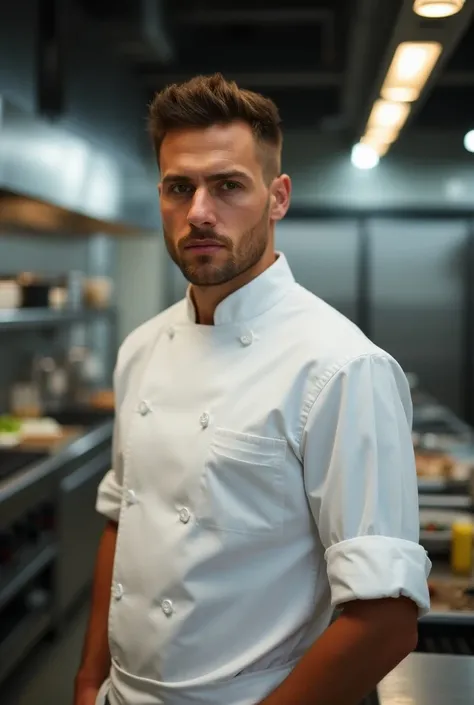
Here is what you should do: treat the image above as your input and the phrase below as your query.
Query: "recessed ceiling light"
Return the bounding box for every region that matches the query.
[413,0,465,18]
[463,130,474,153]
[351,144,380,170]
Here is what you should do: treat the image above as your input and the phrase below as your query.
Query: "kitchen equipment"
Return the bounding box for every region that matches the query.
[49,285,68,310]
[0,279,21,309]
[67,270,84,310]
[89,388,114,411]
[451,521,473,576]
[65,347,89,402]
[84,276,113,309]
[10,383,42,418]
[420,509,474,555]
[32,356,68,410]
[18,273,53,308]
[64,346,103,402]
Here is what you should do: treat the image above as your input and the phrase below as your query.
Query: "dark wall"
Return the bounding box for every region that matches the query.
[0,1,37,111]
[284,130,474,212]
[0,1,149,165]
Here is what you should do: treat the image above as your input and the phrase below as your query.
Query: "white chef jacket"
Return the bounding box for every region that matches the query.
[96,252,431,705]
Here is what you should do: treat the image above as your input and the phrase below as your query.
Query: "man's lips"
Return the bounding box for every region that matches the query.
[184,240,225,253]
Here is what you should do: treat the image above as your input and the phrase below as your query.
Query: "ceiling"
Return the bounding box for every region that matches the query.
[75,0,474,143]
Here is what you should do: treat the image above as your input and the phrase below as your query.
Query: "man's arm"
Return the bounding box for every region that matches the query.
[262,596,417,705]
[263,352,430,705]
[74,520,118,705]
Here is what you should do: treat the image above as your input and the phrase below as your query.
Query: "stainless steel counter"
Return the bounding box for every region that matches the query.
[0,417,113,684]
[377,653,474,704]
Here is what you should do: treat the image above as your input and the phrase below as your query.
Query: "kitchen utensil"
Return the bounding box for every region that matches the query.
[0,279,21,309]
[84,276,113,309]
[10,382,42,418]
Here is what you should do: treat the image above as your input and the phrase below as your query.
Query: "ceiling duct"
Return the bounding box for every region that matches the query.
[102,0,175,64]
[0,96,158,234]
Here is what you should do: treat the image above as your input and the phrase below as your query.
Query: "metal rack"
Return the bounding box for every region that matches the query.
[0,307,117,332]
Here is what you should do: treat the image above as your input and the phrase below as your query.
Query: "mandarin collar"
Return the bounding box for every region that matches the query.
[185,253,295,325]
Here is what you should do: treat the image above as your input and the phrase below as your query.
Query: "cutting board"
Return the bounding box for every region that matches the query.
[18,426,82,453]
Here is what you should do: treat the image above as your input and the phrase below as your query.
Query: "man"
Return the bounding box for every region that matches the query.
[74,73,431,705]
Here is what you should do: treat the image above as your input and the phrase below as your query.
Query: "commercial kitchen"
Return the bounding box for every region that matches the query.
[2,1,474,703]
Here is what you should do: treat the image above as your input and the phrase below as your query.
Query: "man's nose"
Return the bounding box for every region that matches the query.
[187,188,217,229]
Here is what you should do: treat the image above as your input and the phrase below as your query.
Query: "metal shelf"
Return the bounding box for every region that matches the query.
[0,307,117,331]
[418,478,469,494]
[0,540,58,611]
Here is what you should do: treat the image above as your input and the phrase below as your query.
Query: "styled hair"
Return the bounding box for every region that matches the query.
[148,73,283,182]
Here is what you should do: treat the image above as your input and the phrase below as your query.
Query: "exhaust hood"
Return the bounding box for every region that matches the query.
[0,96,159,234]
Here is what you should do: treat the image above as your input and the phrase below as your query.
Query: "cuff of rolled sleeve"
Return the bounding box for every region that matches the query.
[96,468,122,523]
[325,535,432,616]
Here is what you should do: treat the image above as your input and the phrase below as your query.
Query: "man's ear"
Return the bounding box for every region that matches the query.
[269,174,292,222]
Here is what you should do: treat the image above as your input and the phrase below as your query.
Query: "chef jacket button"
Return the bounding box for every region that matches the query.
[124,489,137,505]
[179,507,191,524]
[112,583,124,601]
[161,599,173,616]
[240,332,253,346]
[138,400,150,416]
[200,412,210,429]
[168,326,175,339]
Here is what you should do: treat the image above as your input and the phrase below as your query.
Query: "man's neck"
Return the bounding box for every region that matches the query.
[191,251,277,325]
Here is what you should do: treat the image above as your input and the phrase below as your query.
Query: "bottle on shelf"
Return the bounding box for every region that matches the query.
[451,521,474,576]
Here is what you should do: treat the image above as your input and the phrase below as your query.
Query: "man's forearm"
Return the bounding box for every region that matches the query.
[261,597,418,705]
[75,520,118,689]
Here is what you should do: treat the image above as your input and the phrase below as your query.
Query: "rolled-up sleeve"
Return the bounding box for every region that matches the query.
[96,465,122,523]
[302,352,431,616]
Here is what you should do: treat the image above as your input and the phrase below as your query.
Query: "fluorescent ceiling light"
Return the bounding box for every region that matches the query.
[381,42,443,102]
[364,126,399,143]
[413,0,465,17]
[367,100,411,131]
[464,130,474,153]
[361,133,392,157]
[361,137,391,156]
[351,143,380,170]
[374,142,391,157]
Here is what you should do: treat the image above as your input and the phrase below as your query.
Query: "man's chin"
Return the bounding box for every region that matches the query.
[184,273,230,287]
[182,264,235,287]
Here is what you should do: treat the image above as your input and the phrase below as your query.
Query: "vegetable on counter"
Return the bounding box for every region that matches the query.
[0,415,22,434]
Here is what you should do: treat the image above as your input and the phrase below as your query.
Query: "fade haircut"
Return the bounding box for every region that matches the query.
[148,73,283,184]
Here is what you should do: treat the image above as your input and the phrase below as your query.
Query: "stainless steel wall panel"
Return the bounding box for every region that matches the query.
[275,219,359,322]
[368,219,468,414]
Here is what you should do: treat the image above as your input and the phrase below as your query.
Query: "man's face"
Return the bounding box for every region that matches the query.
[158,121,289,286]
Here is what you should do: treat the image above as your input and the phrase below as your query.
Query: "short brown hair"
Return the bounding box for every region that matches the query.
[148,73,283,182]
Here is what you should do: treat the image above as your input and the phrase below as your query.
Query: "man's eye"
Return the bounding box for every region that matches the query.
[221,181,241,191]
[170,184,193,194]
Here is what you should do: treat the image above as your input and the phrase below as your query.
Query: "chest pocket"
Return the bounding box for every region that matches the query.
[197,427,287,536]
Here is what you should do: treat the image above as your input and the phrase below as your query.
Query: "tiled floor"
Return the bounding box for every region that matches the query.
[1,602,89,705]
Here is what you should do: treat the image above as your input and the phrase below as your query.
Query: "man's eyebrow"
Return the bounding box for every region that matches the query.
[161,170,251,185]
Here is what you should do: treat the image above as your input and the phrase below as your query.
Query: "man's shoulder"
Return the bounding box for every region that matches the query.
[288,284,381,363]
[285,286,409,414]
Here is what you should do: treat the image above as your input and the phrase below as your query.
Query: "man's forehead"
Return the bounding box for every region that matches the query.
[161,123,258,164]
